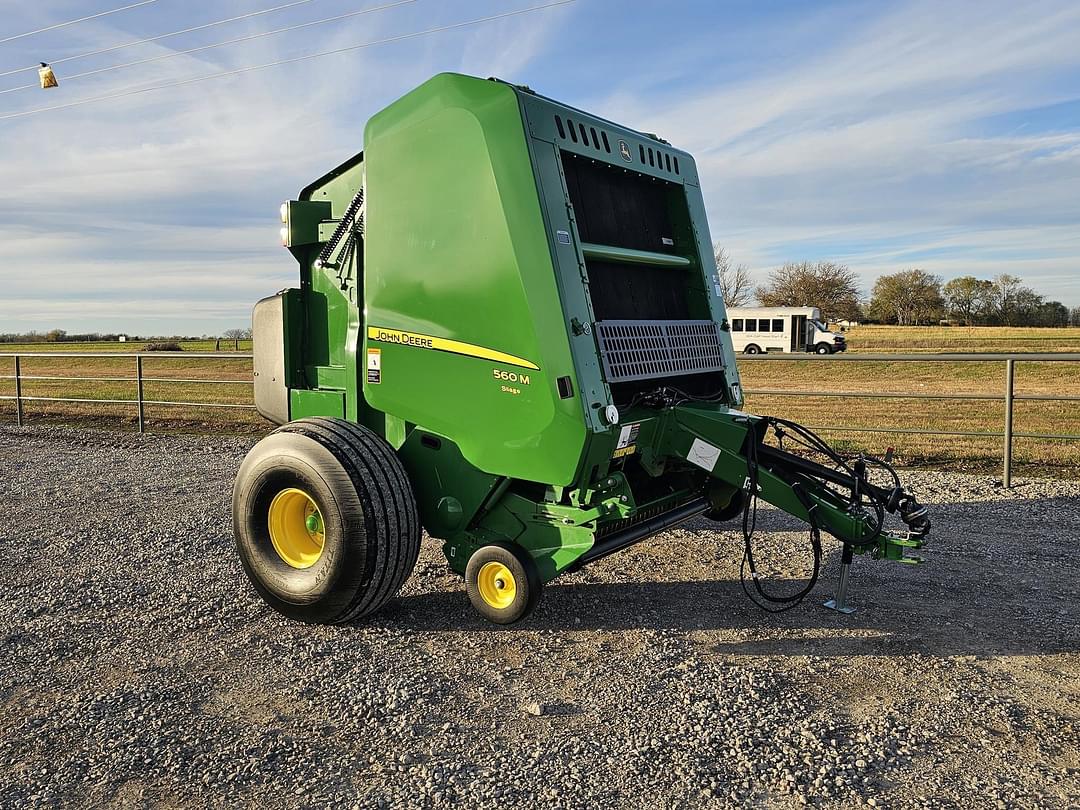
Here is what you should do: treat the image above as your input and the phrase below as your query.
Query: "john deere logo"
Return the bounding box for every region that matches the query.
[618,140,632,162]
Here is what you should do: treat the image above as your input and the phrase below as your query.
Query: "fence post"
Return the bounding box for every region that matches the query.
[1003,358,1014,488]
[136,354,145,433]
[14,355,23,427]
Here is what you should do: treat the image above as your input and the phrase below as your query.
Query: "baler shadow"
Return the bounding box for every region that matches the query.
[379,575,1078,657]
[374,492,1080,657]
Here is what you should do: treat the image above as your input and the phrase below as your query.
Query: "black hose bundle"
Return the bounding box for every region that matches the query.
[738,416,919,612]
[739,423,825,612]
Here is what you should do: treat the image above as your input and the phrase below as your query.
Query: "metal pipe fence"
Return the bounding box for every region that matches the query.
[0,351,256,436]
[1,350,1078,488]
[739,352,1080,487]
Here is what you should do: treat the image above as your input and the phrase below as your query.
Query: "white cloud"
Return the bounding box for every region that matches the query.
[2,0,1078,337]
[0,1,572,333]
[589,0,1080,304]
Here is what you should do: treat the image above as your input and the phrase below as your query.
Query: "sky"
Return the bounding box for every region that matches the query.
[1,0,1078,335]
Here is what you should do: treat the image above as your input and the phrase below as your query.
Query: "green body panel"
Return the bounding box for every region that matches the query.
[362,75,586,486]
[259,73,919,588]
[395,429,500,537]
[290,388,345,420]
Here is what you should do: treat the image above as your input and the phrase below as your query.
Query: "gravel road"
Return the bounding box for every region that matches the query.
[1,425,1077,809]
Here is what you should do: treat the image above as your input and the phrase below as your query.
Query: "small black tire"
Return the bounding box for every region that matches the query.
[465,544,541,625]
[705,487,745,523]
[233,417,421,624]
[743,344,761,355]
[815,343,832,355]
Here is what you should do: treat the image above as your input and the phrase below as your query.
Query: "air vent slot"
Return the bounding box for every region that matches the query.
[595,320,725,383]
[552,113,679,173]
[553,114,616,156]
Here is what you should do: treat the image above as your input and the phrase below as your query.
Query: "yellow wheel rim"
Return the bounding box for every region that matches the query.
[268,487,325,569]
[476,561,517,610]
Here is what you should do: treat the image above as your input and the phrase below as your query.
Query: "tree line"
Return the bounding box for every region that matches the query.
[714,246,1079,327]
[0,330,126,343]
[0,328,253,343]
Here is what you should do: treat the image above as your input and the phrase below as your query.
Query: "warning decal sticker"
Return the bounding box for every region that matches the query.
[616,422,640,450]
[366,348,381,384]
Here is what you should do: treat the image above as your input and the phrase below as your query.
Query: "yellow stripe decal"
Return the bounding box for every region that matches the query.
[367,327,540,371]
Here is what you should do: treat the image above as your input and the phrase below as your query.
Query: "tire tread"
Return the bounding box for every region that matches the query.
[271,417,420,623]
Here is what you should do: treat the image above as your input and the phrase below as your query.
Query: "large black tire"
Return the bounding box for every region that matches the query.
[743,344,761,355]
[815,343,832,355]
[233,417,420,624]
[465,543,542,625]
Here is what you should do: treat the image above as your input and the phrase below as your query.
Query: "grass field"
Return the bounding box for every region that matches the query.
[841,324,1080,353]
[739,325,1080,476]
[1,329,1078,477]
[0,340,262,434]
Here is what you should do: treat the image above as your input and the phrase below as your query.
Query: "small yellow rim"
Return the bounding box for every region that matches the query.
[476,561,517,610]
[268,487,325,569]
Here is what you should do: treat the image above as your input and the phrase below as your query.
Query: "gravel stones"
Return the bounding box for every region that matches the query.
[0,424,1078,808]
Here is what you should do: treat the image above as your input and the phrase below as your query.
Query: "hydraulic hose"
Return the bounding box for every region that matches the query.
[738,414,927,611]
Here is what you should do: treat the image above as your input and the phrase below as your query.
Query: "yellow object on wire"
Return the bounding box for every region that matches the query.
[38,63,58,89]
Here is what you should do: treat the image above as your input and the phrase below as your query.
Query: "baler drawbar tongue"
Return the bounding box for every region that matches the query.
[664,404,929,613]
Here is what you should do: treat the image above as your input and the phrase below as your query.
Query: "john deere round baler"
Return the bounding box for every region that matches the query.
[233,73,929,625]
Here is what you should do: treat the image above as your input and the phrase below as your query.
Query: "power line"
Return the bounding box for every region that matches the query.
[0,1,160,46]
[0,0,418,96]
[0,0,576,122]
[0,0,323,80]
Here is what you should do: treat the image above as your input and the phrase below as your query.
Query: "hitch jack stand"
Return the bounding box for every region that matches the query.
[823,544,856,614]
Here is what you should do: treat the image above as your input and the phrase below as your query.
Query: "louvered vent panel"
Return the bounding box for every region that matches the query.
[594,320,725,383]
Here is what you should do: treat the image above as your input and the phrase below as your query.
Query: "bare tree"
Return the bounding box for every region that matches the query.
[713,245,753,307]
[755,261,862,321]
[992,273,1024,325]
[223,327,251,350]
[1071,306,1080,328]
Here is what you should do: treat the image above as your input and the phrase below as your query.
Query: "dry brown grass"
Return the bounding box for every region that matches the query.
[741,327,1080,476]
[0,346,262,434]
[842,324,1080,353]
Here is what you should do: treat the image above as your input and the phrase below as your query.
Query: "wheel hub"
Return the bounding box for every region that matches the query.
[268,487,325,569]
[476,561,516,610]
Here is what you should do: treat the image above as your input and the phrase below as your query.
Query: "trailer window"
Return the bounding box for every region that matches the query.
[745,319,757,331]
[772,319,784,332]
[732,319,743,331]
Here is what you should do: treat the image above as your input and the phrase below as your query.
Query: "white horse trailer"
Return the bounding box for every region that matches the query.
[727,307,847,355]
